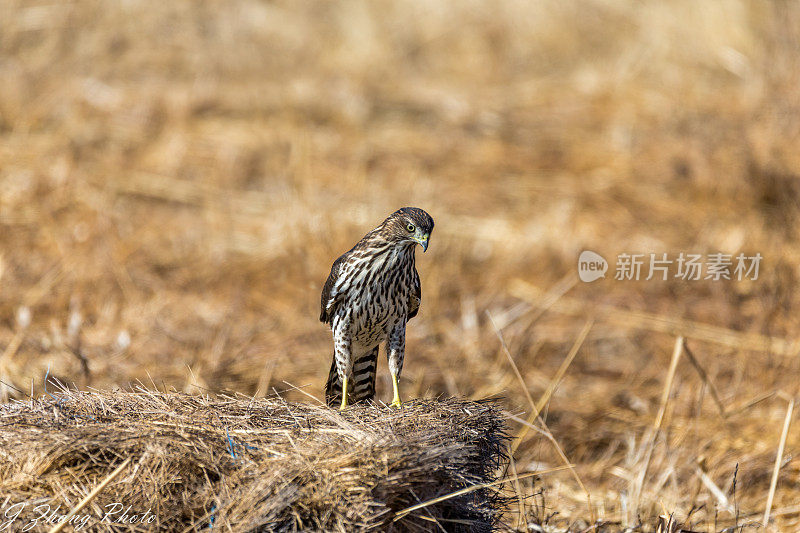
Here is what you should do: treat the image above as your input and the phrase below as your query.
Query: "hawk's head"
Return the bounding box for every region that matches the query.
[381,207,434,252]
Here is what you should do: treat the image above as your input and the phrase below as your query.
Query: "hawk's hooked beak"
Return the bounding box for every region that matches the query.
[416,233,430,252]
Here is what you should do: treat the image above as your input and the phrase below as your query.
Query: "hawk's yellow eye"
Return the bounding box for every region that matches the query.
[406,223,416,233]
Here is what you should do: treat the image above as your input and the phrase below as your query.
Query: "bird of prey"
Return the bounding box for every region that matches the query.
[320,207,434,410]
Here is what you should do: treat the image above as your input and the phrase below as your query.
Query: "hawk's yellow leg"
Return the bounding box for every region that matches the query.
[390,373,402,408]
[339,375,348,411]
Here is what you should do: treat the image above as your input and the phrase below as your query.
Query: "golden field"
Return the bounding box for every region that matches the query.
[1,1,800,530]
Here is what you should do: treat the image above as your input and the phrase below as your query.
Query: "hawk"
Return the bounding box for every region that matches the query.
[320,207,434,410]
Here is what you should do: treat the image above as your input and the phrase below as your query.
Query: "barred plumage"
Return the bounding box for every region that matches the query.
[320,207,434,409]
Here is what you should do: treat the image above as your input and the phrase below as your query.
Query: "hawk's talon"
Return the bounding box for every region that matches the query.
[390,373,402,409]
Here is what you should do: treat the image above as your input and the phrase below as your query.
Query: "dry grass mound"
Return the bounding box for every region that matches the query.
[0,389,509,532]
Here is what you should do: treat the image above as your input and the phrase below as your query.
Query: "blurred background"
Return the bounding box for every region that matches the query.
[1,0,799,530]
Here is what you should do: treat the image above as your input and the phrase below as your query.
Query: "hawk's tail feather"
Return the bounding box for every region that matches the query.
[352,348,378,402]
[324,357,341,407]
[325,347,379,407]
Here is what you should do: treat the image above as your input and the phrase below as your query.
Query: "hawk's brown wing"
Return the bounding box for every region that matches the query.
[320,253,347,324]
[407,265,421,319]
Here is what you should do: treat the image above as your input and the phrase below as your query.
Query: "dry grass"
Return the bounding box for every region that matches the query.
[2,0,800,531]
[0,388,509,531]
